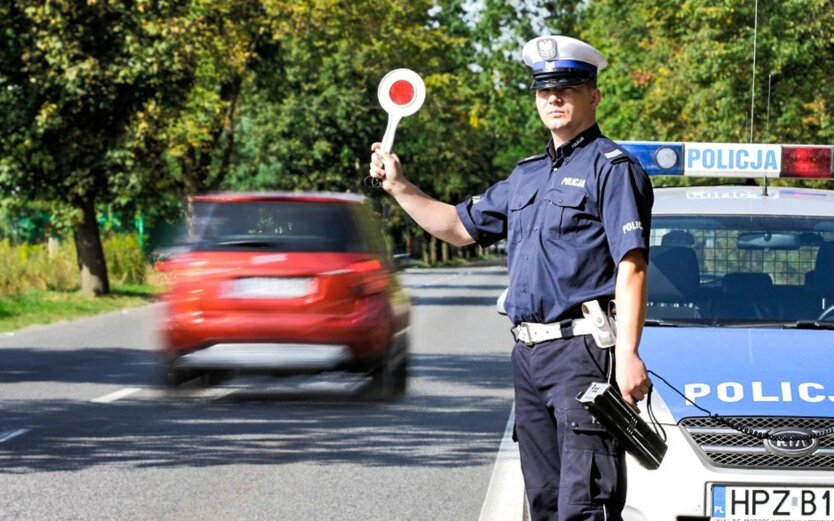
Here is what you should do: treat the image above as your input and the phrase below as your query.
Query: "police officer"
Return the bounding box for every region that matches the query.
[369,35,653,520]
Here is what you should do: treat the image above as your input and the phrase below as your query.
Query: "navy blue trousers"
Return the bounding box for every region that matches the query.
[512,334,627,521]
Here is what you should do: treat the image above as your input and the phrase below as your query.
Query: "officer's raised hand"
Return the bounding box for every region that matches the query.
[367,142,474,248]
[369,143,407,195]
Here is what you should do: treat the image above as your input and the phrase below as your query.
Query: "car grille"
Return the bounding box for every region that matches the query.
[680,416,834,470]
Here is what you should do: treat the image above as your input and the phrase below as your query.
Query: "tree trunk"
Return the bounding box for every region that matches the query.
[429,235,437,265]
[73,197,110,297]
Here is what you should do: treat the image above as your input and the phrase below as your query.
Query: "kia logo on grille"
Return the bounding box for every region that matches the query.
[764,427,819,457]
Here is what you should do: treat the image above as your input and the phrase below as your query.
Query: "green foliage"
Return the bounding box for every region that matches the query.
[0,238,77,296]
[583,0,834,147]
[0,0,199,294]
[103,233,146,285]
[0,0,195,208]
[0,233,145,297]
[222,0,499,252]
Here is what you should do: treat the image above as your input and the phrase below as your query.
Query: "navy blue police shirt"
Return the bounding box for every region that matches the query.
[455,123,653,325]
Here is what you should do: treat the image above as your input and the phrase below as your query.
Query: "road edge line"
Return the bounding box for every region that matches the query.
[478,403,525,521]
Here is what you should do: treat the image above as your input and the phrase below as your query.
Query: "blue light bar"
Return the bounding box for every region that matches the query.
[617,141,834,178]
[619,141,684,176]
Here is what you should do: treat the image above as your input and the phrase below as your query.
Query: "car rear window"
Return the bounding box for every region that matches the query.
[188,201,364,253]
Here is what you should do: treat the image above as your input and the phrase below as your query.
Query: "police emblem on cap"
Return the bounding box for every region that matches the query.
[522,35,608,90]
[537,38,558,61]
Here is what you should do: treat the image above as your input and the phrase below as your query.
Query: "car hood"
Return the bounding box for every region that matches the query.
[641,326,834,422]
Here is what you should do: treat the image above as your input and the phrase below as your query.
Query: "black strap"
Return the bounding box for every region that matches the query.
[559,318,574,340]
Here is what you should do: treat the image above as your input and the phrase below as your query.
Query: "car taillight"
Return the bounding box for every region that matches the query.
[345,259,389,297]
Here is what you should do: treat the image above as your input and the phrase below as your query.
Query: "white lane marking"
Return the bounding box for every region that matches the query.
[196,387,238,400]
[0,429,29,443]
[409,272,466,288]
[479,403,526,521]
[91,387,141,403]
[167,386,239,401]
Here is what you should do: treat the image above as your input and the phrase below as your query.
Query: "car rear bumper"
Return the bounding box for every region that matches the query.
[159,294,404,358]
[172,343,352,372]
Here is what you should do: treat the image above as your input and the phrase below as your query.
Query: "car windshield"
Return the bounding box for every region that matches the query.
[647,214,834,326]
[188,201,363,253]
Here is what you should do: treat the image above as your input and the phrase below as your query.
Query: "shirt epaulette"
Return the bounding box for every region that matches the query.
[517,153,548,166]
[598,143,631,164]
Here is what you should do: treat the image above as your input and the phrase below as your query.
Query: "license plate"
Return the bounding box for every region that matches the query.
[711,484,834,520]
[225,277,313,298]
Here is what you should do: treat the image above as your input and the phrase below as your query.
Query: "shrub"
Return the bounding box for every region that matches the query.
[103,233,146,285]
[0,233,147,297]
[0,238,77,296]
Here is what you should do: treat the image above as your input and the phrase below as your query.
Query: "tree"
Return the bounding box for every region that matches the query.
[582,0,834,146]
[0,1,195,295]
[133,0,279,199]
[221,0,492,260]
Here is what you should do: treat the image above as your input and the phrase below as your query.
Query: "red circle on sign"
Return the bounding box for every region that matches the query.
[389,80,415,105]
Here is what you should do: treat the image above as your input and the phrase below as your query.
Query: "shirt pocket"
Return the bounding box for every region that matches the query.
[508,188,538,245]
[544,188,587,240]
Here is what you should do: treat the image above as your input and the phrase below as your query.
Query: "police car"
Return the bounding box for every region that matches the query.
[620,141,834,521]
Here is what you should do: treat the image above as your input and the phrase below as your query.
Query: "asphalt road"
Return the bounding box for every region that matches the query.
[0,265,514,521]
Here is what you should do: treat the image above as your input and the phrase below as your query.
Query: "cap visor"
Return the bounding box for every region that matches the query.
[530,76,590,89]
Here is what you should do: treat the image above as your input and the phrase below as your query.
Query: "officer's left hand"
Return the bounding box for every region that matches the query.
[615,351,651,409]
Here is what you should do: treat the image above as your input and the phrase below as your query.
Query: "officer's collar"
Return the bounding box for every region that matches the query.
[547,123,602,165]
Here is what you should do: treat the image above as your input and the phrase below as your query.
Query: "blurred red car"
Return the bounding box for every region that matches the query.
[157,192,411,399]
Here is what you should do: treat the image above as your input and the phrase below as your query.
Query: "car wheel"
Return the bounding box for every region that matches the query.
[199,370,232,387]
[367,352,408,401]
[163,360,191,388]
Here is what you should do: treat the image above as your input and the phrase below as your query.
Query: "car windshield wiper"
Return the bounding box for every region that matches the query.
[643,319,705,327]
[212,239,285,248]
[789,321,834,330]
[714,321,834,330]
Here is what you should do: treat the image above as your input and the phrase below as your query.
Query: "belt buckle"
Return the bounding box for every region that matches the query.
[520,323,534,347]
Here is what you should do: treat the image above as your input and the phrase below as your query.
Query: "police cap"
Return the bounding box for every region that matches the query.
[522,35,608,89]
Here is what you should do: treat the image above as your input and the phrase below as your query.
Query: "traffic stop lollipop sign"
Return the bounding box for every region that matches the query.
[377,68,425,153]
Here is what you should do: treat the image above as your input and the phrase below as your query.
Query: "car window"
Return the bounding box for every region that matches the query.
[350,202,388,257]
[647,215,834,325]
[188,201,364,253]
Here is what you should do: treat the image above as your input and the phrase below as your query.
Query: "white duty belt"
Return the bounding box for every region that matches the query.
[512,318,596,346]
[512,300,617,348]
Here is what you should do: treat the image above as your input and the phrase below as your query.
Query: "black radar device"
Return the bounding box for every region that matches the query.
[576,382,668,470]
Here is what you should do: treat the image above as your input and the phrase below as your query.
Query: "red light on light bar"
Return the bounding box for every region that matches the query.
[782,146,833,178]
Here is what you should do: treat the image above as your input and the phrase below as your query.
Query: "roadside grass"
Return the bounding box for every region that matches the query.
[0,283,158,334]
